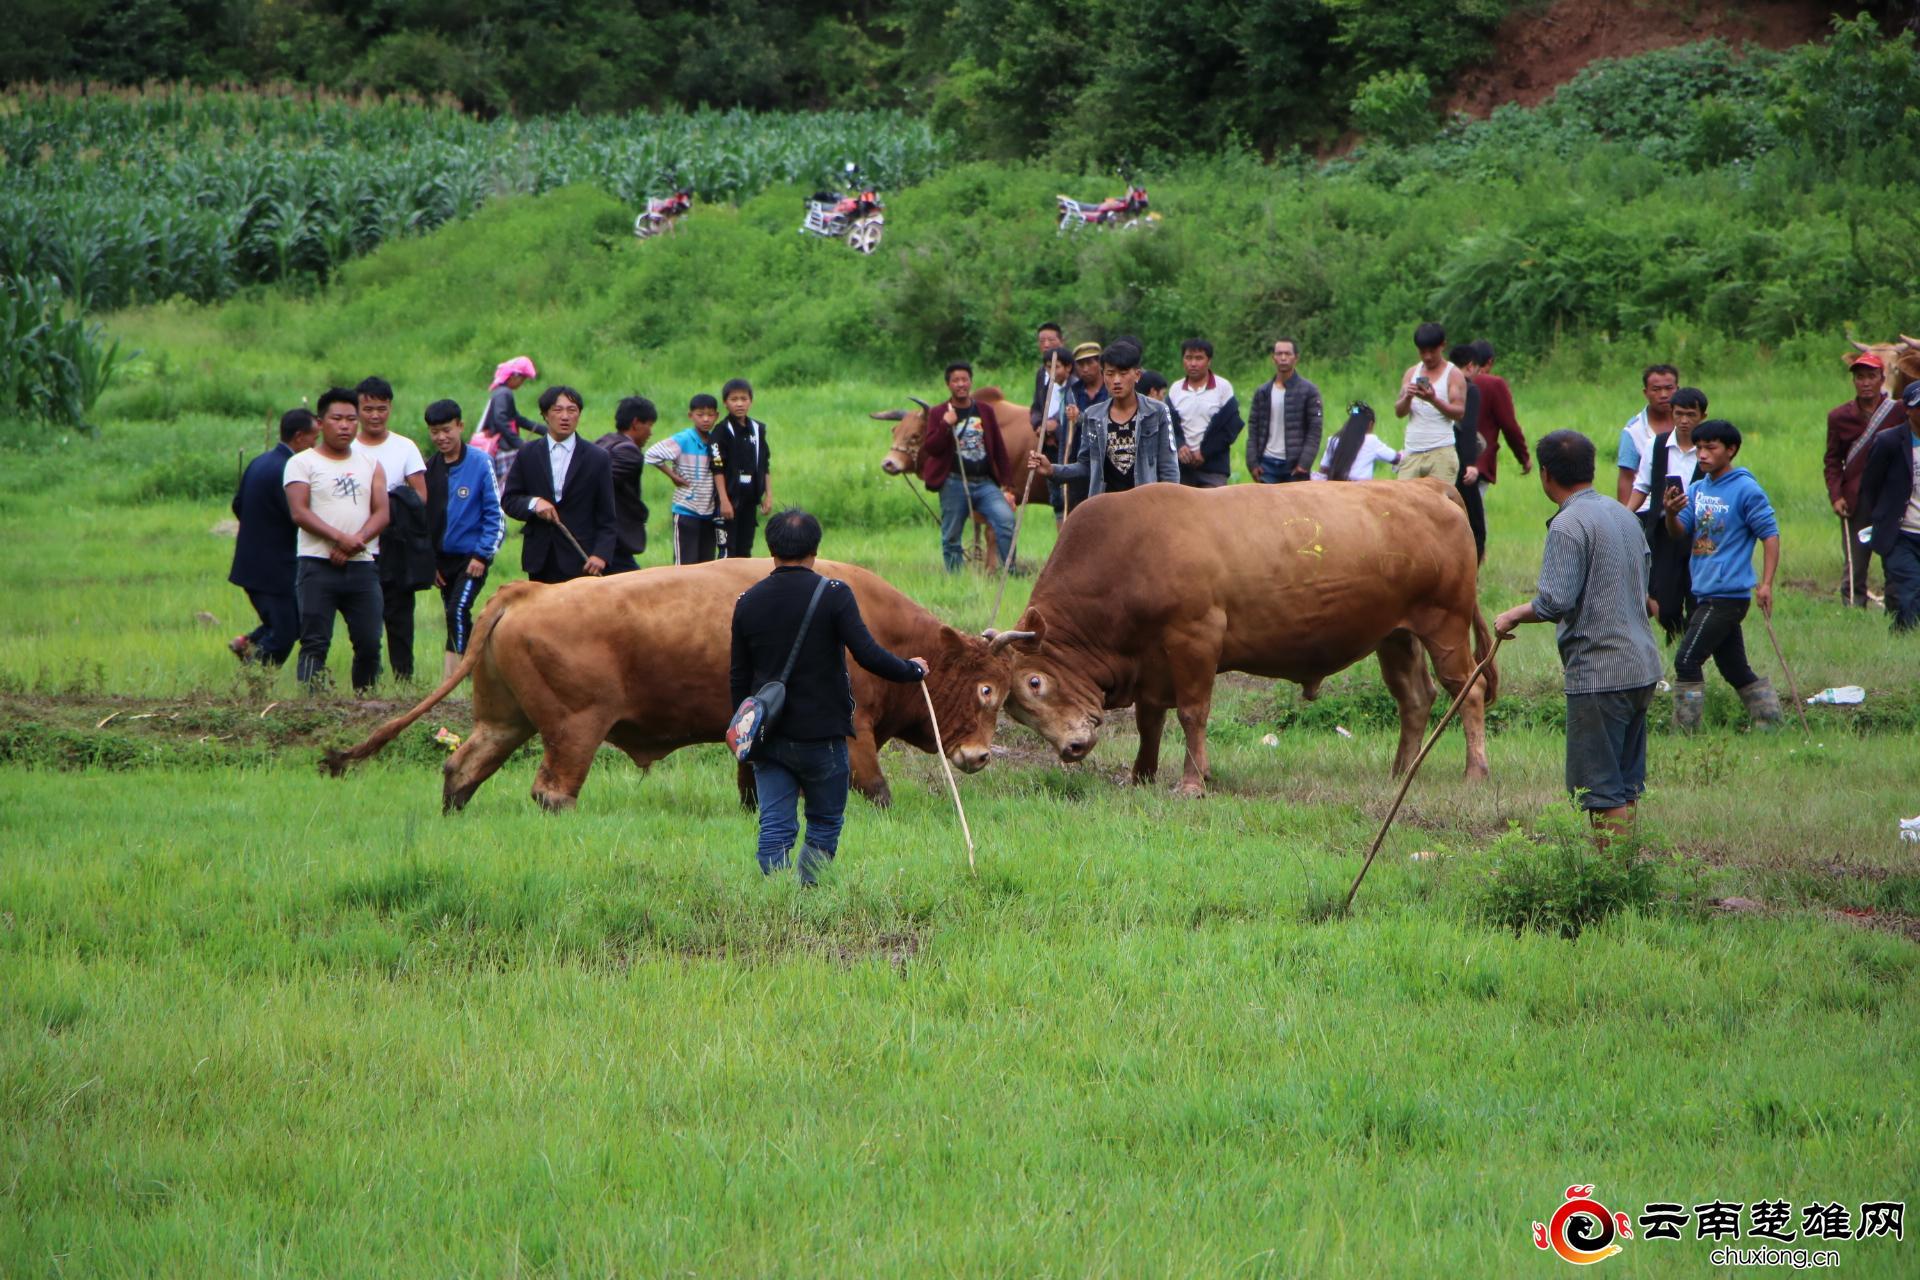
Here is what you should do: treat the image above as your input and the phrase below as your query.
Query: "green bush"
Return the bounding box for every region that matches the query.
[0,273,129,433]
[1464,807,1662,939]
[1350,69,1434,147]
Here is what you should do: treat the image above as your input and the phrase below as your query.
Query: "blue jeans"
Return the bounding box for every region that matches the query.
[939,475,1016,571]
[1884,533,1920,632]
[1254,461,1300,483]
[750,737,850,882]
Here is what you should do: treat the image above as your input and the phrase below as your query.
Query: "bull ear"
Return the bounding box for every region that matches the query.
[1016,607,1048,647]
[870,409,907,421]
[937,624,970,657]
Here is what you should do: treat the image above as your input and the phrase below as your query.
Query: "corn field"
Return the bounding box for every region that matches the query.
[0,274,127,433]
[0,86,953,311]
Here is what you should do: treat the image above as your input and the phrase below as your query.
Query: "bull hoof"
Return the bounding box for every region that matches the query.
[531,790,577,813]
[859,780,893,809]
[1130,767,1158,787]
[1464,763,1490,782]
[1174,780,1206,799]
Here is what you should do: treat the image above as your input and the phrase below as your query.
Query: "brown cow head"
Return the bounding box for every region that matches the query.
[986,610,1109,763]
[872,397,930,476]
[923,624,1014,772]
[1847,337,1920,395]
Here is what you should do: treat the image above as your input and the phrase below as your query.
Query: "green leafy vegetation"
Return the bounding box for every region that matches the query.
[0,273,127,432]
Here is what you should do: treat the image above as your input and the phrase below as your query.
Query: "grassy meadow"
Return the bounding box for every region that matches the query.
[4,188,1919,1276]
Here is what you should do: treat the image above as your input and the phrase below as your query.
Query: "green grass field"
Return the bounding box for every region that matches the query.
[4,195,1919,1276]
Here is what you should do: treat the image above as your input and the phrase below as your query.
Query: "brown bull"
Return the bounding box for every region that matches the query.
[990,480,1495,796]
[872,387,1044,568]
[1846,336,1920,394]
[324,559,1011,812]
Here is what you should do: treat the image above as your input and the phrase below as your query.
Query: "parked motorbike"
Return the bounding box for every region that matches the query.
[634,179,693,239]
[1056,177,1156,232]
[800,162,886,254]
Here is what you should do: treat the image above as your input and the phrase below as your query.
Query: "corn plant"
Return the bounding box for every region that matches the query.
[0,274,132,434]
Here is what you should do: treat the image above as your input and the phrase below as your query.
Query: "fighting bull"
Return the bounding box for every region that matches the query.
[988,480,1496,796]
[324,559,1012,811]
[872,387,1043,568]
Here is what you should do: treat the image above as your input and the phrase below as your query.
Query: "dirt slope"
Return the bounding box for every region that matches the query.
[1446,0,1840,116]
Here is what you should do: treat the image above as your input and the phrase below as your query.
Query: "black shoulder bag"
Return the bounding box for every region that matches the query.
[726,578,829,762]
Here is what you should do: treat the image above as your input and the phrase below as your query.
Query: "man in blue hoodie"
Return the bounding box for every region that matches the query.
[423,400,505,682]
[1660,418,1782,732]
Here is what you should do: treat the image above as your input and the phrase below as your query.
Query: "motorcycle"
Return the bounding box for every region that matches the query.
[1056,178,1156,232]
[800,162,886,254]
[633,179,693,239]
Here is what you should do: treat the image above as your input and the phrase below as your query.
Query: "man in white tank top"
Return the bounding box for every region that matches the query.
[1393,321,1466,481]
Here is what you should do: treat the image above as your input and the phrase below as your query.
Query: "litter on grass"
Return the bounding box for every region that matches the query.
[1901,816,1920,844]
[1806,686,1865,705]
[1334,725,1353,739]
[1261,733,1280,747]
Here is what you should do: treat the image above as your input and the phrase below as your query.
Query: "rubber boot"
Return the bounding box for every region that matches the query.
[1672,681,1706,734]
[1738,678,1783,732]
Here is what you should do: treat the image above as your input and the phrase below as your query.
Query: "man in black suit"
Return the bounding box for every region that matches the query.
[228,407,318,665]
[1028,321,1064,430]
[500,384,617,583]
[1861,380,1920,631]
[592,395,655,573]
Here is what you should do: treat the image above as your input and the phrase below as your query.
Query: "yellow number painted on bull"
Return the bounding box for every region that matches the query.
[1283,516,1324,558]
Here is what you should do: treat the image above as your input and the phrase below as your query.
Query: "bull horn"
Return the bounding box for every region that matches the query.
[1849,339,1873,353]
[908,396,930,411]
[870,409,906,421]
[986,628,1037,653]
[1900,334,1920,348]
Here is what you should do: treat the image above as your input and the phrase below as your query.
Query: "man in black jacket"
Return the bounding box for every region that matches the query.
[730,508,927,883]
[593,395,655,572]
[228,407,318,665]
[712,379,773,558]
[1029,322,1064,428]
[1861,381,1920,631]
[500,384,618,583]
[1245,337,1324,483]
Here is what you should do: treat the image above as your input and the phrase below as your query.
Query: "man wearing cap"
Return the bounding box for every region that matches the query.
[1860,381,1920,632]
[1824,351,1902,607]
[1055,341,1108,511]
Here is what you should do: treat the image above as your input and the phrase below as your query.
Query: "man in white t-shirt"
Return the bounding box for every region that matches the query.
[352,376,430,681]
[287,387,391,693]
[1392,321,1465,481]
[1617,364,1678,510]
[1165,337,1242,488]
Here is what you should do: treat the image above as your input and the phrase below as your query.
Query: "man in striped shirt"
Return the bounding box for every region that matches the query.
[1495,430,1663,837]
[645,393,721,564]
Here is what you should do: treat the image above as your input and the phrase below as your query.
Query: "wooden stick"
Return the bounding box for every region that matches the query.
[1760,609,1813,736]
[920,680,976,874]
[987,467,1038,630]
[1842,516,1854,607]
[1342,635,1502,914]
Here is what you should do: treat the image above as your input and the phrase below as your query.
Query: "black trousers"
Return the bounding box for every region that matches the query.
[243,588,299,666]
[1456,479,1487,562]
[673,513,718,565]
[1839,517,1873,605]
[1673,596,1758,688]
[296,559,384,692]
[436,554,489,654]
[720,510,758,558]
[380,577,417,678]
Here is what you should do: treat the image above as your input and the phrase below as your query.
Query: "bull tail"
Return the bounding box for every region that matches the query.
[320,582,530,776]
[1471,605,1500,706]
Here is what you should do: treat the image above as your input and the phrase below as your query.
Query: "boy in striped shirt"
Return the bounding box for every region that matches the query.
[645,393,721,564]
